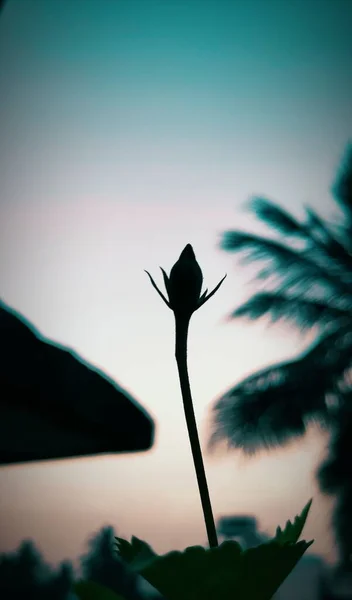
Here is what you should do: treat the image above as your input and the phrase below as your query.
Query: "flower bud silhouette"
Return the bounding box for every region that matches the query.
[167,244,203,316]
[145,244,226,319]
[145,245,226,549]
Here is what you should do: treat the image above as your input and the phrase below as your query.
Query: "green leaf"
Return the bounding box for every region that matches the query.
[274,498,313,545]
[114,501,313,600]
[136,541,243,600]
[141,541,313,600]
[73,580,126,600]
[233,538,314,600]
[114,535,157,571]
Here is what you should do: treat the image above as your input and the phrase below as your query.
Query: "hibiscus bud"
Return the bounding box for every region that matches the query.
[145,244,227,319]
[168,244,203,317]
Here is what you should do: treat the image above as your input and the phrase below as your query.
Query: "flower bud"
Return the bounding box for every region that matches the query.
[145,244,226,319]
[168,244,203,317]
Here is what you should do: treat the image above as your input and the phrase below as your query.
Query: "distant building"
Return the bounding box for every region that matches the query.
[217,515,268,548]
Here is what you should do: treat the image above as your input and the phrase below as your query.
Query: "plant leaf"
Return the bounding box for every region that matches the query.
[273,499,313,545]
[144,270,171,307]
[233,538,314,600]
[160,267,171,296]
[197,274,227,309]
[137,540,312,600]
[116,540,243,600]
[115,535,157,571]
[74,580,126,600]
[114,502,313,600]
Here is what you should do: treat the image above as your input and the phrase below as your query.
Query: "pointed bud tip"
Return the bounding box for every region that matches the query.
[180,243,196,260]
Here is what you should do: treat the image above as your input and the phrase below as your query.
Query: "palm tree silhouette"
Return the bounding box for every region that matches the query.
[209,143,352,570]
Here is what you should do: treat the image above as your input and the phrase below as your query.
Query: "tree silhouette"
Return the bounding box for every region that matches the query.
[46,561,74,600]
[318,399,352,573]
[79,525,142,600]
[0,539,75,599]
[0,527,162,599]
[209,143,352,569]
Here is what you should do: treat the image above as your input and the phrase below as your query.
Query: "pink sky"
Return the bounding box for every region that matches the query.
[0,199,336,565]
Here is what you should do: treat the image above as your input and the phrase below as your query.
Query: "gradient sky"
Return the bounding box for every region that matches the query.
[0,0,352,568]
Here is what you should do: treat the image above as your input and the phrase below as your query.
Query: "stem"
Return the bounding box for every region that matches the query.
[174,314,218,549]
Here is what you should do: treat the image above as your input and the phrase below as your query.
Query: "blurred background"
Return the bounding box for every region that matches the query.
[0,0,352,598]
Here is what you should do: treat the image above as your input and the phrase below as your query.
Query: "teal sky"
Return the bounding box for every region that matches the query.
[0,0,351,567]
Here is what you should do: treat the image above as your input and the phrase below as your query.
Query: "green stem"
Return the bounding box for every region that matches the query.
[174,314,218,549]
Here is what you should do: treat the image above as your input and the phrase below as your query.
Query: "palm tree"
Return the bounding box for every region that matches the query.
[318,398,352,572]
[209,143,352,569]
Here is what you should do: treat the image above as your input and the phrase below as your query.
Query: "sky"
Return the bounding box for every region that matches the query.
[0,0,352,568]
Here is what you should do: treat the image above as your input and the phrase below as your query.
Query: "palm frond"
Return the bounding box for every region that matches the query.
[304,207,352,276]
[333,143,352,221]
[230,291,351,331]
[331,485,352,568]
[221,231,352,301]
[209,360,329,455]
[249,196,352,277]
[318,405,352,568]
[318,457,349,495]
[248,197,306,237]
[318,403,352,494]
[209,325,352,454]
[249,197,352,277]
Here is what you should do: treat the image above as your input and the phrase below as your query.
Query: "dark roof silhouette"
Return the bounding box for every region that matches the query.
[0,300,155,465]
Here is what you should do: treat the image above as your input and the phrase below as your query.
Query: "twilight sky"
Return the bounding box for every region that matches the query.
[0,0,352,568]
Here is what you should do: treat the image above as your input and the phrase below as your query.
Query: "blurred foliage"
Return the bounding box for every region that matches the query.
[75,501,313,600]
[211,142,352,568]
